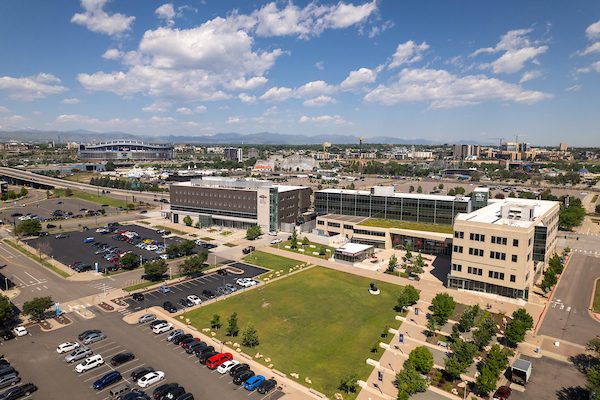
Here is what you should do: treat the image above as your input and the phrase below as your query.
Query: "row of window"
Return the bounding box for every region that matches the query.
[452,263,517,283]
[491,236,508,245]
[470,233,485,242]
[453,231,521,248]
[490,251,506,260]
[469,248,484,257]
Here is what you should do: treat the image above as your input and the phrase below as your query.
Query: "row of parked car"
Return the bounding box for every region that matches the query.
[138,316,278,395]
[0,355,37,400]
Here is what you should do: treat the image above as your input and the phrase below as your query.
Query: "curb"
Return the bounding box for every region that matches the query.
[534,251,572,334]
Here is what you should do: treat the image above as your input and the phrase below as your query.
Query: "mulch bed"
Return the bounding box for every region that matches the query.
[54,314,72,325]
[38,320,52,330]
[98,302,115,311]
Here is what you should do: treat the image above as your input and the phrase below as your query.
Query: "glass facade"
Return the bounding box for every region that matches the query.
[315,191,469,225]
[391,233,451,255]
[533,226,548,262]
[447,275,528,300]
[269,188,278,233]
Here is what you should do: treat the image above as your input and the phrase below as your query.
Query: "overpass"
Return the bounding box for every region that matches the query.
[0,167,169,204]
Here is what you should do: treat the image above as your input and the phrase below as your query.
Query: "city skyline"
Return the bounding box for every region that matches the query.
[0,0,599,145]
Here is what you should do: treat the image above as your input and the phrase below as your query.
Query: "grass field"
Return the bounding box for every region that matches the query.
[63,172,98,184]
[272,240,335,259]
[186,267,401,398]
[52,188,130,209]
[242,251,303,275]
[593,280,600,313]
[359,218,454,234]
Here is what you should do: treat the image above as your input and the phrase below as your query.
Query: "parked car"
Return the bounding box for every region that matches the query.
[130,367,155,382]
[152,322,173,334]
[110,352,135,366]
[166,329,184,342]
[137,371,165,388]
[172,333,192,345]
[216,360,239,374]
[76,355,104,373]
[194,345,214,357]
[152,383,179,400]
[229,363,250,377]
[149,319,167,328]
[78,329,101,340]
[201,289,215,299]
[0,373,20,390]
[233,369,255,385]
[0,383,37,400]
[160,385,185,400]
[257,378,277,394]
[56,341,80,354]
[242,246,255,254]
[93,371,122,390]
[181,338,201,350]
[178,298,193,308]
[132,293,144,301]
[186,295,201,305]
[224,283,237,293]
[177,394,194,400]
[197,351,218,364]
[82,332,106,344]
[64,346,92,363]
[123,390,150,400]
[493,386,512,400]
[0,332,15,342]
[244,375,265,391]
[162,301,177,313]
[185,341,207,354]
[11,327,27,337]
[138,313,157,324]
[270,238,282,244]
[158,286,171,294]
[206,353,233,369]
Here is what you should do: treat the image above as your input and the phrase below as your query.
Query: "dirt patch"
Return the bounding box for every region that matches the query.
[38,320,52,330]
[261,302,270,309]
[54,314,72,325]
[98,302,115,311]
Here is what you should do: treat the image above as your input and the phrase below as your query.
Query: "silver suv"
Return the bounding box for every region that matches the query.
[138,313,157,324]
[82,332,105,345]
[64,346,92,363]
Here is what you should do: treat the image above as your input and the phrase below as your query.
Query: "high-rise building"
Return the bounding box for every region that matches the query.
[453,144,481,159]
[559,142,568,152]
[223,147,243,162]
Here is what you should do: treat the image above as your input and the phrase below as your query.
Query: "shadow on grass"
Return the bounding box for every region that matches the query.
[556,386,590,400]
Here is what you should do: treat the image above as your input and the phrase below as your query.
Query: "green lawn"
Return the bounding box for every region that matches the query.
[242,251,302,275]
[52,188,130,209]
[186,267,401,398]
[359,218,454,234]
[153,225,187,236]
[272,240,335,259]
[593,280,600,313]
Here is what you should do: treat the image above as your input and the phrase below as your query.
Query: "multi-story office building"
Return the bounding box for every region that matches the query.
[77,140,174,161]
[169,177,311,232]
[315,187,471,225]
[448,197,559,300]
[223,147,243,162]
[453,144,481,159]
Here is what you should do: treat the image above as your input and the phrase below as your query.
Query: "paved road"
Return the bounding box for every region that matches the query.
[0,308,284,400]
[539,253,600,345]
[123,262,267,313]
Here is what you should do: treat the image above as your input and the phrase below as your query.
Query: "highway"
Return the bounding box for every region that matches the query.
[0,167,169,204]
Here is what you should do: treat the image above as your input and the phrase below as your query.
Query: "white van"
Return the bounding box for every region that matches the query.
[109,383,131,399]
[76,354,104,373]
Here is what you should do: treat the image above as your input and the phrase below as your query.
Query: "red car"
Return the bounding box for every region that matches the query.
[493,386,511,400]
[206,353,233,369]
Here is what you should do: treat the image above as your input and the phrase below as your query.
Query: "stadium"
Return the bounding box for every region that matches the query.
[77,140,174,161]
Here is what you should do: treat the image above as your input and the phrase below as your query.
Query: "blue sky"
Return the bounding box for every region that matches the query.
[0,0,599,145]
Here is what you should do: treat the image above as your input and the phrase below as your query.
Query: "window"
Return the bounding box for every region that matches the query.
[467,266,482,276]
[453,245,463,253]
[512,255,518,262]
[513,239,519,247]
[454,231,464,239]
[491,236,507,245]
[469,248,484,257]
[451,263,462,272]
[469,233,485,242]
[343,224,353,230]
[510,274,516,282]
[328,222,340,228]
[488,271,505,280]
[490,251,506,260]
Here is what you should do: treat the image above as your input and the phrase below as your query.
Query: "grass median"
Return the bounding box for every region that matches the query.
[3,239,71,278]
[52,188,130,209]
[242,251,303,275]
[593,279,600,313]
[185,267,401,398]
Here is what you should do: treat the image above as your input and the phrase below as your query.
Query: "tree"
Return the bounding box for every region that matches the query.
[417,185,423,193]
[210,314,221,329]
[166,243,180,258]
[587,337,600,354]
[178,240,196,256]
[473,316,496,350]
[445,339,478,379]
[540,268,557,294]
[64,188,73,197]
[505,319,527,347]
[246,225,262,240]
[338,373,358,394]
[179,252,208,276]
[302,236,310,246]
[226,312,239,337]
[396,365,428,397]
[431,293,456,326]
[23,296,54,321]
[119,252,139,270]
[412,252,425,274]
[183,215,193,226]
[409,185,415,193]
[512,308,533,329]
[426,318,437,337]
[318,245,326,256]
[407,346,434,374]
[242,323,259,347]
[387,254,398,273]
[476,344,509,395]
[290,230,298,249]
[596,203,600,215]
[457,304,480,333]
[104,161,116,171]
[476,364,498,395]
[0,295,14,323]
[404,243,413,259]
[19,187,28,198]
[438,183,444,189]
[587,364,600,396]
[144,259,168,279]
[396,285,419,311]
[14,219,41,236]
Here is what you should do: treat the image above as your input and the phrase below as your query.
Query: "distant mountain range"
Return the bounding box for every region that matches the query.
[0,128,492,146]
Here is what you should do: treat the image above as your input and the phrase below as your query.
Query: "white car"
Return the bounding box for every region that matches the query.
[268,231,277,236]
[56,341,80,354]
[137,371,165,388]
[187,295,202,305]
[216,359,239,374]
[75,354,104,373]
[152,322,173,334]
[270,238,282,244]
[145,245,158,251]
[13,326,28,337]
[236,278,257,288]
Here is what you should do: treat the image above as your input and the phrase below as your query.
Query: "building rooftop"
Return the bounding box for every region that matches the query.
[455,197,558,228]
[173,178,307,192]
[358,218,454,234]
[317,188,470,202]
[335,242,373,255]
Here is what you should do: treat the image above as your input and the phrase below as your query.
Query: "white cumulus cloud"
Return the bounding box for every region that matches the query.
[71,0,135,37]
[298,114,348,125]
[260,87,294,102]
[195,105,207,113]
[142,100,171,113]
[62,98,80,104]
[340,67,378,90]
[238,93,257,104]
[586,19,600,40]
[389,40,430,69]
[0,73,67,101]
[102,48,123,60]
[303,96,336,107]
[176,107,192,115]
[519,70,543,83]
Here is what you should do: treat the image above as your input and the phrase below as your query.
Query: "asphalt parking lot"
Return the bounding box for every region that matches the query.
[123,262,268,313]
[510,356,589,400]
[25,224,212,272]
[0,197,120,225]
[0,308,283,400]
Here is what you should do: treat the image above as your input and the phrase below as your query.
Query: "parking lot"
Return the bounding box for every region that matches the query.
[123,262,268,313]
[0,197,120,225]
[0,307,284,400]
[25,224,212,273]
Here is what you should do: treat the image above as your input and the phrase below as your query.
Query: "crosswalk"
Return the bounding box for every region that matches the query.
[572,249,600,257]
[88,281,117,292]
[548,299,577,314]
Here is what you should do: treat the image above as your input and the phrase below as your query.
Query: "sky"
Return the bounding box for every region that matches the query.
[0,0,599,145]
